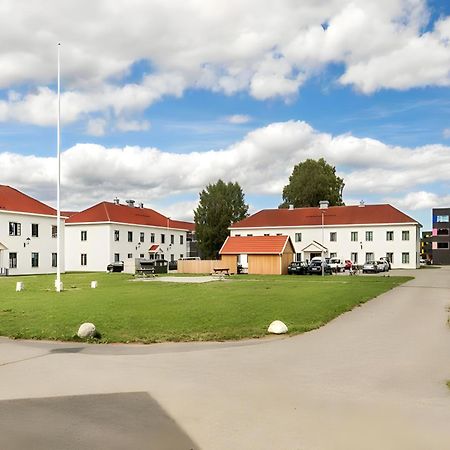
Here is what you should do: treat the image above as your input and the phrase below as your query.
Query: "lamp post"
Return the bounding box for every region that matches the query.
[55,42,62,293]
[319,201,329,276]
[166,217,170,273]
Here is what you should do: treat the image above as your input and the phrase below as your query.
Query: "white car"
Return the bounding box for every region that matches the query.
[376,260,389,272]
[328,258,345,272]
[362,261,381,273]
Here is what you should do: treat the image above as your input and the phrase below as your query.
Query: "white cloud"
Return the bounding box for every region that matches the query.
[86,118,107,136]
[0,0,448,128]
[443,128,450,139]
[1,120,449,213]
[386,191,450,210]
[116,119,150,132]
[225,115,252,124]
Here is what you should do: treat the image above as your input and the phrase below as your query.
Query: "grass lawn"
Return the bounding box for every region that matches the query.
[0,272,412,343]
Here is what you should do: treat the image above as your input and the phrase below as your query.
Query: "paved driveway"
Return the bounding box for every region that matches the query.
[0,267,449,449]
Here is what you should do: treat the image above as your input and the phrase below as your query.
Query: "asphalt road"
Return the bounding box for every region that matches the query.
[0,267,449,449]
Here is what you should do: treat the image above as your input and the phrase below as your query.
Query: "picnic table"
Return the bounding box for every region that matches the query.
[212,267,230,276]
[135,267,155,277]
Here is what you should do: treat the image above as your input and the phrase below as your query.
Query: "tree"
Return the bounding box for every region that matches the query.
[194,180,249,259]
[280,158,345,208]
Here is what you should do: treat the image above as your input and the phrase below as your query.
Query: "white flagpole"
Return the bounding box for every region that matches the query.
[56,42,62,292]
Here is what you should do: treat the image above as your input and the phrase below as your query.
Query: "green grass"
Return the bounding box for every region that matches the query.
[0,272,412,343]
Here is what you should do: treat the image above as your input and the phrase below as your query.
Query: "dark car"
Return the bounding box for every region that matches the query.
[287,261,309,275]
[308,260,332,275]
[107,261,124,272]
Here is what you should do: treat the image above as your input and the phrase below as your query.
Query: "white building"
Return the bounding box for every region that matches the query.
[65,199,195,272]
[0,185,65,275]
[230,203,421,269]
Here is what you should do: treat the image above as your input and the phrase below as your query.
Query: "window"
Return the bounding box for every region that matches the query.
[9,222,21,236]
[351,252,358,264]
[180,235,184,245]
[264,233,270,236]
[402,230,410,241]
[150,233,155,243]
[140,232,145,243]
[170,254,175,262]
[330,252,337,258]
[9,252,17,269]
[276,233,282,236]
[235,234,241,237]
[386,253,394,264]
[386,231,394,241]
[127,253,133,258]
[365,252,374,263]
[31,223,39,237]
[296,253,302,261]
[31,252,39,268]
[437,228,449,235]
[52,253,57,267]
[246,234,253,237]
[330,232,337,242]
[180,254,184,259]
[351,232,358,242]
[81,254,87,266]
[81,230,87,241]
[161,234,165,244]
[140,254,144,258]
[149,253,155,260]
[436,215,449,223]
[402,253,410,264]
[128,231,133,242]
[437,242,449,249]
[365,231,373,241]
[52,225,57,238]
[170,234,174,245]
[295,233,302,242]
[114,253,120,262]
[114,230,120,241]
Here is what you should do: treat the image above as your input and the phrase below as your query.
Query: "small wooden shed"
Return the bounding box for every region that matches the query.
[219,235,295,275]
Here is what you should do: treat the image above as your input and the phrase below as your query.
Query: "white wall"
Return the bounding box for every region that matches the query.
[231,223,420,269]
[65,222,189,272]
[0,211,65,275]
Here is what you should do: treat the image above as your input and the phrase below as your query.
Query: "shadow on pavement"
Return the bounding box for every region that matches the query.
[0,392,198,450]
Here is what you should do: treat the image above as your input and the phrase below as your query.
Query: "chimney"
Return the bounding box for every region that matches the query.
[288,204,294,210]
[359,200,365,207]
[113,197,120,205]
[125,199,135,208]
[319,200,329,210]
[138,202,144,209]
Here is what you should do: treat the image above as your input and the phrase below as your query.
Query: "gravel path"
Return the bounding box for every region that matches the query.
[0,267,449,449]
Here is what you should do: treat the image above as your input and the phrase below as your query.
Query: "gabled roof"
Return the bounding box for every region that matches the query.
[301,240,327,252]
[219,235,294,255]
[66,201,195,231]
[0,185,57,216]
[231,204,419,228]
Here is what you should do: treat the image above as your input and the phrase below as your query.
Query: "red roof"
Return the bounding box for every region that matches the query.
[66,201,195,231]
[220,235,293,255]
[0,185,57,216]
[149,244,159,252]
[61,211,78,218]
[231,204,419,228]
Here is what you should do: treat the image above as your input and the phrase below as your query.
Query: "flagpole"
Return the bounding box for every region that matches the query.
[56,42,62,292]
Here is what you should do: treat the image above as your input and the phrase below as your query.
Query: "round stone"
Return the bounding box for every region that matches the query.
[267,320,288,334]
[77,322,96,338]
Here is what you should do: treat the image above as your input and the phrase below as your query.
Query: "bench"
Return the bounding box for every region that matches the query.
[135,268,155,277]
[212,268,230,276]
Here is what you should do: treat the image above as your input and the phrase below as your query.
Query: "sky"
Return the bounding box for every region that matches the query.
[1,0,450,229]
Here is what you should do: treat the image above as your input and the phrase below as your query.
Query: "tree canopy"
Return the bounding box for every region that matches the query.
[280,158,345,208]
[194,180,249,259]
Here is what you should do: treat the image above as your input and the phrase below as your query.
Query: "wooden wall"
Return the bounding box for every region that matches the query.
[281,251,294,275]
[177,256,238,274]
[248,255,281,274]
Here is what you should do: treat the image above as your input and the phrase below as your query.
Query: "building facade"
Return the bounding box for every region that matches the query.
[0,185,65,275]
[230,204,421,269]
[430,207,450,265]
[65,200,194,272]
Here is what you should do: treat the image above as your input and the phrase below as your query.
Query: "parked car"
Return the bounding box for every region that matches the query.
[107,261,124,272]
[308,260,332,275]
[328,258,345,272]
[362,260,381,273]
[379,256,391,270]
[377,259,389,272]
[287,261,309,275]
[344,260,353,270]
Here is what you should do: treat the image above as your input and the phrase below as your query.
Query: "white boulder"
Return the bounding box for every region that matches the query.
[77,322,96,338]
[16,282,24,292]
[267,320,288,334]
[90,281,98,289]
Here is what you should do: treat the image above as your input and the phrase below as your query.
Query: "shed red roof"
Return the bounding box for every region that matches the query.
[0,185,57,216]
[220,235,293,255]
[231,204,419,228]
[66,201,195,231]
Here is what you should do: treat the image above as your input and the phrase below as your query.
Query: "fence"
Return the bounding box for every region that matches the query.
[177,259,227,274]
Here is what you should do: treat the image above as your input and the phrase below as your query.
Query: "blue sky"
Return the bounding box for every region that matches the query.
[1,0,450,228]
